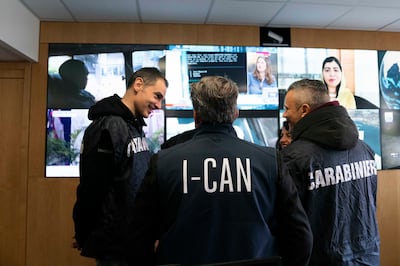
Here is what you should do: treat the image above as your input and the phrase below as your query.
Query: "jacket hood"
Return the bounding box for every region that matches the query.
[292,104,359,150]
[88,94,145,126]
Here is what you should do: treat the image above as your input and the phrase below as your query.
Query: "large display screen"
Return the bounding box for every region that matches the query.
[165,45,279,110]
[378,50,400,169]
[277,47,380,109]
[45,43,392,177]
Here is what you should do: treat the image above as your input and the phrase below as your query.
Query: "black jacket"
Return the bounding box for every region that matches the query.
[73,94,151,260]
[281,102,380,266]
[130,123,312,266]
[160,128,199,149]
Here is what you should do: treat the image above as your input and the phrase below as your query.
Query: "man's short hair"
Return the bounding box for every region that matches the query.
[287,79,330,109]
[190,76,238,124]
[127,67,168,89]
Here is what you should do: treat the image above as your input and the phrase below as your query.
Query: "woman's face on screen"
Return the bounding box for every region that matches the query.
[256,57,267,72]
[323,61,342,89]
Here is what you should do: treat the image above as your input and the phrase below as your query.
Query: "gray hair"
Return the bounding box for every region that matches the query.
[190,76,238,124]
[287,79,330,109]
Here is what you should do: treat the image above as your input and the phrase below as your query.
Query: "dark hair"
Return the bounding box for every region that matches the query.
[322,56,342,97]
[190,76,238,124]
[126,67,168,89]
[59,59,88,80]
[287,79,330,110]
[282,120,289,131]
[276,121,290,150]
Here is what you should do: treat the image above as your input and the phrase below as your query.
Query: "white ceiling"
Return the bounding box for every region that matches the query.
[5,0,400,61]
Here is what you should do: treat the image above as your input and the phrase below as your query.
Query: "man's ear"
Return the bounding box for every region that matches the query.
[193,110,202,127]
[133,77,144,93]
[234,108,239,120]
[301,104,311,117]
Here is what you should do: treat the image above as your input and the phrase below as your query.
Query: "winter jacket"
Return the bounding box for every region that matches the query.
[129,123,312,266]
[281,101,380,266]
[73,94,151,260]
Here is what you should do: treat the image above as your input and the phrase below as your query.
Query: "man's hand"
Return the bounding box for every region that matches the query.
[71,236,81,250]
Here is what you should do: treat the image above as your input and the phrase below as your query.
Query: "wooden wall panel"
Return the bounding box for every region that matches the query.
[0,63,31,266]
[17,22,399,266]
[27,43,48,178]
[26,179,94,266]
[40,22,259,46]
[291,27,400,50]
[377,170,400,266]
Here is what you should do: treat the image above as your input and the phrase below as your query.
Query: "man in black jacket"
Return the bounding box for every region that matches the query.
[281,79,380,266]
[72,67,168,266]
[130,75,312,266]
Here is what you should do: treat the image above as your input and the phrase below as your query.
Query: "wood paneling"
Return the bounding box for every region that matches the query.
[0,63,31,266]
[27,43,48,178]
[40,22,259,47]
[291,27,400,50]
[26,179,94,266]
[377,170,400,266]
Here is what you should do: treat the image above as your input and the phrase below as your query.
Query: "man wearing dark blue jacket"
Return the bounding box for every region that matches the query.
[281,79,380,266]
[130,75,312,266]
[72,67,168,266]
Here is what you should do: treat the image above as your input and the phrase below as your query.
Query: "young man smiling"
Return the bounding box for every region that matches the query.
[73,67,168,266]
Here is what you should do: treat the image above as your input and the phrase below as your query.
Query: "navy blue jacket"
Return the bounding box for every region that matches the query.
[281,102,380,266]
[130,123,312,266]
[73,94,151,260]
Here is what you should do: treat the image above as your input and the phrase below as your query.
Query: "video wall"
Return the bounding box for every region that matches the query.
[45,43,400,177]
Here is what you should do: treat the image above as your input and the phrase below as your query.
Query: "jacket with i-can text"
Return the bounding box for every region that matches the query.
[129,123,313,266]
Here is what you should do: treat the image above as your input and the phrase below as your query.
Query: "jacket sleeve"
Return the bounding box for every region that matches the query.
[275,155,313,266]
[72,129,115,248]
[128,154,160,265]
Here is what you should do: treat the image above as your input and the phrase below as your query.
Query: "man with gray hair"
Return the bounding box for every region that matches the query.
[281,78,380,266]
[129,75,312,265]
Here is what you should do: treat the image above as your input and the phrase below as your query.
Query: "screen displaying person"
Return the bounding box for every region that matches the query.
[47,59,96,109]
[321,56,356,110]
[248,55,277,94]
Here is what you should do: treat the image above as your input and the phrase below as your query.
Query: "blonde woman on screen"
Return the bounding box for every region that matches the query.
[321,56,356,109]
